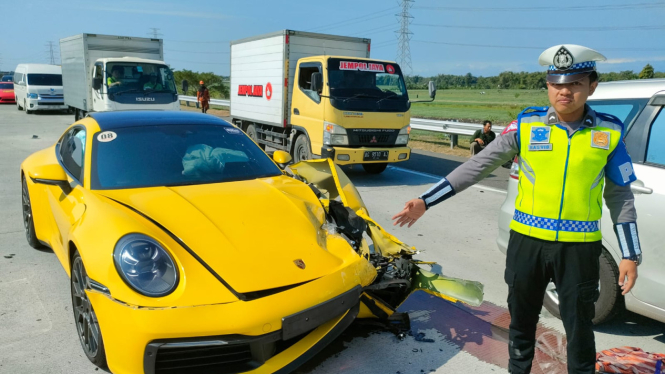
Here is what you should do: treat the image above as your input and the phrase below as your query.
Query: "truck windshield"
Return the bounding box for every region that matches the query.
[27,74,62,86]
[106,62,177,100]
[327,58,408,112]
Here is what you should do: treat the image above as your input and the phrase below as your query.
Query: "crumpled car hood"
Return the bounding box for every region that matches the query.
[99,175,347,294]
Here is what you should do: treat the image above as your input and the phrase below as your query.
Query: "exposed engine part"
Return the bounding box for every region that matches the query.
[328,200,367,245]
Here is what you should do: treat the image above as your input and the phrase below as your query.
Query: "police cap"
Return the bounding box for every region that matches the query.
[539,44,606,84]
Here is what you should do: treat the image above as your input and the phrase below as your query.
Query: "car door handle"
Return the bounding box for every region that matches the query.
[293,108,300,115]
[630,184,653,194]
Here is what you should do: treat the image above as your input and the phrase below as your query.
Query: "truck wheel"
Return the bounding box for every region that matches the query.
[362,163,388,174]
[543,248,622,325]
[246,124,265,150]
[293,134,311,163]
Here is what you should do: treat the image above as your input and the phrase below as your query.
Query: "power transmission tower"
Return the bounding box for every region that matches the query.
[396,0,414,76]
[46,41,57,65]
[148,28,163,39]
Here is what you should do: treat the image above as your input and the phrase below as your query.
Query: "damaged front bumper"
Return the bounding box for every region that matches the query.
[290,158,484,318]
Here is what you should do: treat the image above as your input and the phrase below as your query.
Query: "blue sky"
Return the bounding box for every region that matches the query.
[2,0,664,77]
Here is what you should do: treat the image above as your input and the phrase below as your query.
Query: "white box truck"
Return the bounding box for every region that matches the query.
[60,33,180,121]
[230,30,434,174]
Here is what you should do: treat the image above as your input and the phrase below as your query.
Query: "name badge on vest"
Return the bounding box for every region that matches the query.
[591,130,610,150]
[529,126,552,151]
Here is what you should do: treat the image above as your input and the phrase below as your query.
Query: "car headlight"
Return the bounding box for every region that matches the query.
[323,121,348,146]
[396,125,410,145]
[113,234,178,297]
[27,93,38,99]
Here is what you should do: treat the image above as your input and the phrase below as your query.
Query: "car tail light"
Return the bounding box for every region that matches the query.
[509,156,520,180]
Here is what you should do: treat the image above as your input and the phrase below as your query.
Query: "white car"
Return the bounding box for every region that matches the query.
[497,79,665,324]
[13,63,68,113]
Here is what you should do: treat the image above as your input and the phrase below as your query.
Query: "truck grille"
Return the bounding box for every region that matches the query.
[348,129,398,147]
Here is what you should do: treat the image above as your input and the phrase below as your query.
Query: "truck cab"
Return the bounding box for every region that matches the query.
[291,56,411,173]
[87,57,179,117]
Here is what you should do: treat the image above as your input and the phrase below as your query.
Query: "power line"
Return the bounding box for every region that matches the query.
[413,1,665,12]
[396,0,414,75]
[412,23,665,32]
[412,39,665,52]
[307,7,399,32]
[148,28,163,39]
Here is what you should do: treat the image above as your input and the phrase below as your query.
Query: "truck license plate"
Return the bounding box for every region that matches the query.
[363,151,389,161]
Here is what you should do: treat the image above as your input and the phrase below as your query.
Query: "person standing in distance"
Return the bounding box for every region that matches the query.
[197,80,210,113]
[391,45,643,374]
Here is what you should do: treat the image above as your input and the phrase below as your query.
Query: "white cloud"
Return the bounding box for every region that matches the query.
[603,56,665,64]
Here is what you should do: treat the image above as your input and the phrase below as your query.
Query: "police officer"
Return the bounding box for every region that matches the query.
[392,45,642,374]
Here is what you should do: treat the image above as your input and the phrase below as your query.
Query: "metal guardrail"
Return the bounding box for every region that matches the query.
[179,95,229,107]
[178,95,502,149]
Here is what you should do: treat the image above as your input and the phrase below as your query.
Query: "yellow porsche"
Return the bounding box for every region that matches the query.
[20,111,483,374]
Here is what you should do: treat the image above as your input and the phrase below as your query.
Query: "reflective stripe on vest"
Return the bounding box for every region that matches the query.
[509,107,623,242]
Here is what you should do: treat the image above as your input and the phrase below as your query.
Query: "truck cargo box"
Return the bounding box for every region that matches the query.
[230,30,370,128]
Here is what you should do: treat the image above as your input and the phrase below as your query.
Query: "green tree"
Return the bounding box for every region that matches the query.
[638,64,655,79]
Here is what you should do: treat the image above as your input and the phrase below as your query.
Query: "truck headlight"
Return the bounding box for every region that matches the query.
[27,93,38,99]
[113,234,178,297]
[396,125,410,145]
[323,121,348,146]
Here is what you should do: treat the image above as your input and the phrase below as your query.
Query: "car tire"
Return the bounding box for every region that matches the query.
[362,163,388,174]
[25,100,32,114]
[293,134,312,163]
[71,251,108,369]
[246,124,265,150]
[542,248,622,325]
[22,177,43,249]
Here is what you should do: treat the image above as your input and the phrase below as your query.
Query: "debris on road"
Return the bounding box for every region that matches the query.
[3,254,15,259]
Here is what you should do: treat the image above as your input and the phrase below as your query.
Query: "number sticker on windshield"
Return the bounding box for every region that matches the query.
[225,128,241,134]
[97,131,117,142]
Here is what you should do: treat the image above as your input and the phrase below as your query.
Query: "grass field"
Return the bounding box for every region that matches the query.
[408,88,549,125]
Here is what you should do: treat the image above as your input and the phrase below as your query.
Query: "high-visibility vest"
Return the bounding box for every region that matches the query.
[510,106,625,242]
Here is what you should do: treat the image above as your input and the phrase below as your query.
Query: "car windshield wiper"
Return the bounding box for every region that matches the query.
[342,93,381,102]
[112,89,144,96]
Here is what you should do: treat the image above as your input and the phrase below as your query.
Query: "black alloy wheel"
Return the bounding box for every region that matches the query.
[294,134,312,163]
[71,252,107,368]
[22,177,42,249]
[362,163,388,174]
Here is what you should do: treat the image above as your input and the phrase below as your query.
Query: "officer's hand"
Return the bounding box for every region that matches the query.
[618,259,638,295]
[392,198,426,228]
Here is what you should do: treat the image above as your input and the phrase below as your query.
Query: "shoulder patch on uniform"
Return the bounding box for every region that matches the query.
[595,112,625,136]
[518,106,548,118]
[502,120,518,135]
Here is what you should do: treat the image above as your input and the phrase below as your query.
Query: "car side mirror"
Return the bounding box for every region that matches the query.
[272,150,293,168]
[311,72,322,93]
[428,80,436,99]
[28,164,71,193]
[93,78,102,91]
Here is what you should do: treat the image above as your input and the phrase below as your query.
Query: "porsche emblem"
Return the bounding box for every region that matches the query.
[293,259,306,269]
[591,130,610,150]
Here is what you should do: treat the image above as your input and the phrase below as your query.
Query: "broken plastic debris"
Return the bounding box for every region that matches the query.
[414,332,435,343]
[32,135,39,139]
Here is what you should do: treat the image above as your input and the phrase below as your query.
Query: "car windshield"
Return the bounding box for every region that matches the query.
[1,76,13,82]
[27,74,62,86]
[328,59,407,98]
[91,125,282,190]
[0,83,13,89]
[106,62,177,95]
[588,99,648,131]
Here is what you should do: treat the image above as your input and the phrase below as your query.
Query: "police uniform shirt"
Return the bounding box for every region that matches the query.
[418,104,639,257]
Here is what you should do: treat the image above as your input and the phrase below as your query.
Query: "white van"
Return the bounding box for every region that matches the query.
[13,64,68,113]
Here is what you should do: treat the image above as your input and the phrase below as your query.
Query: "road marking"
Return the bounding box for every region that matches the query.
[388,166,508,194]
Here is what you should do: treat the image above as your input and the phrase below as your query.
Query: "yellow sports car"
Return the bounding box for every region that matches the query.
[20,111,483,374]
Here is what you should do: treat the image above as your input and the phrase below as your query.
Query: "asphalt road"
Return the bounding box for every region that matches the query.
[1,106,663,374]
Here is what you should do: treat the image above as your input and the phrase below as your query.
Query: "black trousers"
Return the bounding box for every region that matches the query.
[505,230,601,374]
